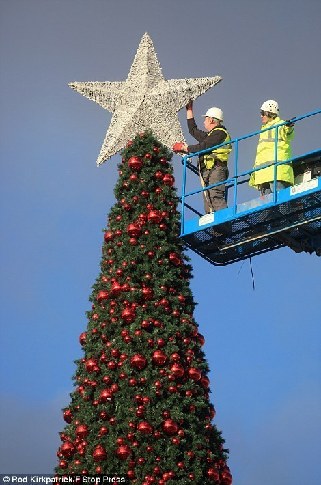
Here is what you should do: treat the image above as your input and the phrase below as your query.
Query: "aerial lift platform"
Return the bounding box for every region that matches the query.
[179,109,321,266]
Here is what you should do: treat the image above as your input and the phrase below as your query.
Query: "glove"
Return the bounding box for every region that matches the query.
[285,118,295,127]
[172,142,186,153]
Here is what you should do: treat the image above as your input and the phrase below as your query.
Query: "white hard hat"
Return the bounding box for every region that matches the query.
[203,107,224,122]
[261,100,279,115]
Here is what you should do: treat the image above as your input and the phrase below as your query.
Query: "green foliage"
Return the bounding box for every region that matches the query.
[55,132,231,484]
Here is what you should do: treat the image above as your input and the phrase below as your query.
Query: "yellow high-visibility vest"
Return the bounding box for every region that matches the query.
[249,117,294,187]
[204,127,232,169]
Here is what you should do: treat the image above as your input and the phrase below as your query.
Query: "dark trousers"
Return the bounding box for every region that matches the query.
[260,181,291,196]
[200,165,229,213]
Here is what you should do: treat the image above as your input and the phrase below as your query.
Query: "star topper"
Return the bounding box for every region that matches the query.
[69,33,222,165]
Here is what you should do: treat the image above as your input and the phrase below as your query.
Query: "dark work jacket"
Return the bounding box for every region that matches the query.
[187,118,229,171]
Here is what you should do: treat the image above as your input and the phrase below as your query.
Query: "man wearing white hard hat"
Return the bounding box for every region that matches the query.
[173,101,232,213]
[249,100,295,195]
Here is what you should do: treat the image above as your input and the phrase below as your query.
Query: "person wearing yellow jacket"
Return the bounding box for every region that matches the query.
[249,100,295,195]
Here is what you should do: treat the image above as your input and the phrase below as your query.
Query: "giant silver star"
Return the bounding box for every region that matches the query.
[69,33,222,165]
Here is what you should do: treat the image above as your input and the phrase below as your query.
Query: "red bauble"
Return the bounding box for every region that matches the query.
[122,282,130,292]
[121,307,136,323]
[104,230,113,242]
[154,380,162,389]
[137,421,153,434]
[85,358,98,373]
[111,383,119,393]
[63,409,73,423]
[136,407,145,417]
[157,338,165,348]
[76,424,89,438]
[147,209,162,223]
[162,419,179,435]
[127,223,141,238]
[97,290,109,303]
[168,385,178,394]
[152,350,167,366]
[201,376,210,388]
[210,406,216,419]
[220,467,232,484]
[155,170,163,180]
[99,426,108,436]
[116,444,131,460]
[142,287,154,300]
[159,298,169,307]
[107,361,117,370]
[170,363,185,378]
[159,223,167,231]
[162,173,175,186]
[138,213,148,224]
[130,354,147,370]
[111,281,122,295]
[93,444,107,462]
[129,237,137,246]
[169,252,181,266]
[186,450,195,459]
[198,333,205,346]
[79,332,87,346]
[188,367,202,381]
[59,460,68,469]
[99,389,112,402]
[128,156,143,171]
[60,441,75,458]
[170,352,180,362]
[129,173,138,182]
[141,319,152,330]
[99,411,108,420]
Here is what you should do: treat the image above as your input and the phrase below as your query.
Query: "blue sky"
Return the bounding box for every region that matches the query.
[0,1,320,483]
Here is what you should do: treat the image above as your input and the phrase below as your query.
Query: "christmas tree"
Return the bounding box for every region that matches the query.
[55,131,231,484]
[55,33,231,484]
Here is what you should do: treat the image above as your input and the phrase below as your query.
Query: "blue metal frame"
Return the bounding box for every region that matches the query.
[179,108,321,264]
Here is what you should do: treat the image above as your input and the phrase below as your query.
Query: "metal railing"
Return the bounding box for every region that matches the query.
[180,108,321,235]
